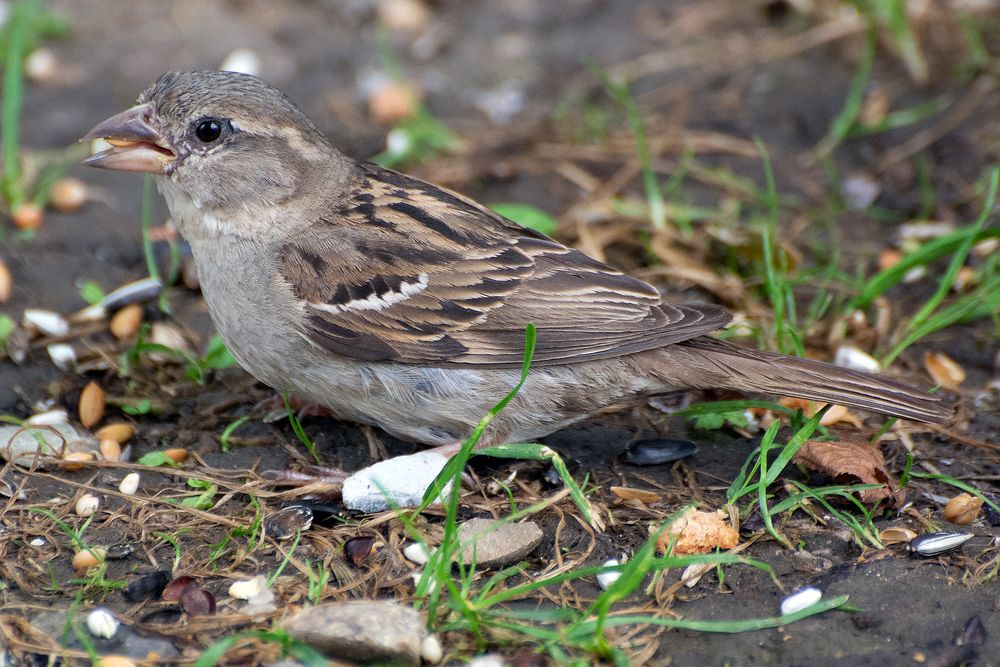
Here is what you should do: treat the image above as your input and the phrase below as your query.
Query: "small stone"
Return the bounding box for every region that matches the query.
[342,451,451,513]
[596,559,621,590]
[456,518,543,569]
[780,587,822,615]
[420,635,443,664]
[86,607,118,639]
[403,541,430,565]
[284,600,426,666]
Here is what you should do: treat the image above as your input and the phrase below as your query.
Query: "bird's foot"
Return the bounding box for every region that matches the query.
[254,393,336,423]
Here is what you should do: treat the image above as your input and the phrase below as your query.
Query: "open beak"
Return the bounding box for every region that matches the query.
[81,104,176,173]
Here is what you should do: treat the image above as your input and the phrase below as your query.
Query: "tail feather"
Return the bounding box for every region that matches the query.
[662,337,950,424]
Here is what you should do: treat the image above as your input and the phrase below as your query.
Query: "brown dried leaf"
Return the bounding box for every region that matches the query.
[923,351,965,390]
[656,508,739,555]
[609,486,661,504]
[792,440,904,507]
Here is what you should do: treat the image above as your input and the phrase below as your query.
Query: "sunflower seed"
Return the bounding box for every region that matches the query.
[909,531,973,556]
[265,505,313,540]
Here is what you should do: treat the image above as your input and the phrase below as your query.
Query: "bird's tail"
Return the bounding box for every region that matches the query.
[654,337,950,423]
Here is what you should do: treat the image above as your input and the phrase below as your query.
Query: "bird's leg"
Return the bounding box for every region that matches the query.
[253,393,337,423]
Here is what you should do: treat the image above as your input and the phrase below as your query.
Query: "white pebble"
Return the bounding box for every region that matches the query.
[22,309,69,337]
[219,48,260,76]
[118,472,140,495]
[228,575,266,600]
[780,586,822,615]
[342,451,452,512]
[85,607,119,638]
[23,47,58,83]
[75,494,100,517]
[596,559,621,590]
[26,408,69,426]
[403,542,430,565]
[46,343,76,371]
[420,634,443,664]
[833,345,881,373]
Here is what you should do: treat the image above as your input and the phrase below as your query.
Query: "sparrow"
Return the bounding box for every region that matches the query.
[82,71,949,455]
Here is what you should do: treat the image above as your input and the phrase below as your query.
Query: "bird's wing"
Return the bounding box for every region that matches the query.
[279,163,730,367]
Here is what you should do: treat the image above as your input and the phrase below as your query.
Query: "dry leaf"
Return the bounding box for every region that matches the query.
[656,508,739,555]
[792,440,904,506]
[610,486,661,504]
[779,398,862,428]
[923,351,965,390]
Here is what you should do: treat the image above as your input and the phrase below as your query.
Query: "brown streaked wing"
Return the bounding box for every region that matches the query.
[280,162,731,367]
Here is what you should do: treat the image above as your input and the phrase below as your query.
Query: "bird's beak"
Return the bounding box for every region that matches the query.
[81,104,176,174]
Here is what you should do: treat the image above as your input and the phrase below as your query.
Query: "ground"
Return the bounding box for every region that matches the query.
[0,1,998,665]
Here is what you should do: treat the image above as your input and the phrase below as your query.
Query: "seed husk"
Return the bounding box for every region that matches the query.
[78,381,106,428]
[61,451,96,471]
[95,422,134,444]
[164,447,189,463]
[943,493,983,525]
[109,303,143,340]
[909,531,973,557]
[100,438,122,462]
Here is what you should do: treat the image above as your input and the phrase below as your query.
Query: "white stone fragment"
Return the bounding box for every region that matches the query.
[421,634,443,664]
[833,345,881,373]
[219,48,261,76]
[403,542,431,565]
[26,408,69,425]
[118,472,140,495]
[46,343,76,371]
[342,451,452,513]
[596,559,621,590]
[86,607,119,638]
[780,586,822,615]
[228,575,267,601]
[22,309,69,337]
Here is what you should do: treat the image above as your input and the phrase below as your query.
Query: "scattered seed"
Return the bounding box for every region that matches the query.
[833,344,881,373]
[421,635,443,665]
[780,587,822,615]
[180,586,216,616]
[12,202,43,230]
[86,607,119,639]
[78,381,106,428]
[0,259,11,303]
[596,559,621,590]
[879,527,918,545]
[61,451,96,471]
[623,438,697,466]
[149,322,191,354]
[228,575,265,600]
[94,656,137,667]
[377,0,431,32]
[162,576,197,602]
[46,343,76,371]
[72,547,106,572]
[75,493,100,517]
[265,505,313,540]
[109,303,143,340]
[943,493,983,525]
[909,531,973,557]
[164,447,189,463]
[403,541,430,565]
[30,537,46,547]
[105,542,137,560]
[26,408,68,425]
[95,422,134,444]
[609,486,661,504]
[952,266,977,292]
[118,472,140,495]
[101,277,162,312]
[22,309,69,337]
[344,535,377,566]
[219,47,260,76]
[123,570,171,602]
[100,438,122,462]
[923,351,966,390]
[368,81,420,123]
[48,177,88,212]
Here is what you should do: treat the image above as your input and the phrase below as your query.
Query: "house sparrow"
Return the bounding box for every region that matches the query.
[82,71,948,462]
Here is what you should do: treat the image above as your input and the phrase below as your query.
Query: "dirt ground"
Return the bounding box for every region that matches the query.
[1,1,999,665]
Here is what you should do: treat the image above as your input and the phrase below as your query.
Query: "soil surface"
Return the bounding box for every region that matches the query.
[1,1,998,665]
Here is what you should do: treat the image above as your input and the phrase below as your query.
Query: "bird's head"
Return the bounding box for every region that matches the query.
[83,71,337,216]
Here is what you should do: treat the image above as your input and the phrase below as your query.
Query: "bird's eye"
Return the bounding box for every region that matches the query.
[195,119,224,143]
